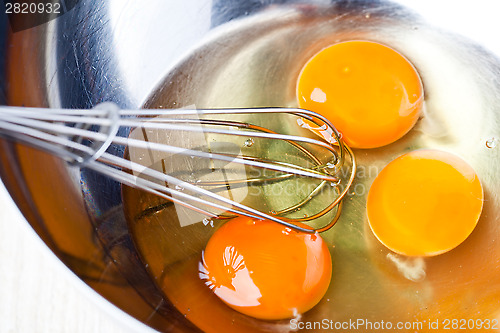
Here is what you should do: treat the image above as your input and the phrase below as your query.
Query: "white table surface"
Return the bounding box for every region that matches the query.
[0,180,156,333]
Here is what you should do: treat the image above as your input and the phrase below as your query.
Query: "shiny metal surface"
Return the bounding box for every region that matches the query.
[1,0,500,332]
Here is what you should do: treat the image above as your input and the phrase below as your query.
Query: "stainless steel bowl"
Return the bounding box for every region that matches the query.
[2,1,500,332]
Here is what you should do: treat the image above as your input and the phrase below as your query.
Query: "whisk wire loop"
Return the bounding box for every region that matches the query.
[0,103,356,233]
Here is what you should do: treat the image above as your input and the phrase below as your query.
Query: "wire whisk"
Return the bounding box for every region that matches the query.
[0,102,356,233]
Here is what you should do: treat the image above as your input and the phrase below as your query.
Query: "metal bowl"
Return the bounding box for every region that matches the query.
[2,1,500,332]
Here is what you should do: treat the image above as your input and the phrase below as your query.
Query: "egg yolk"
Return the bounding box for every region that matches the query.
[199,216,332,320]
[367,149,483,256]
[297,40,423,149]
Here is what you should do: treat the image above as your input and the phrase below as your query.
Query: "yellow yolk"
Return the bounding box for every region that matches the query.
[297,40,424,149]
[199,216,332,320]
[367,149,483,257]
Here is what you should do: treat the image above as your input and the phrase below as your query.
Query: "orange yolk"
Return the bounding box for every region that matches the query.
[297,40,423,149]
[367,149,483,256]
[199,216,332,320]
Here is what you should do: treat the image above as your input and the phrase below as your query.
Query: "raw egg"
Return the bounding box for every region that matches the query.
[199,216,332,320]
[367,149,483,256]
[297,40,423,148]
